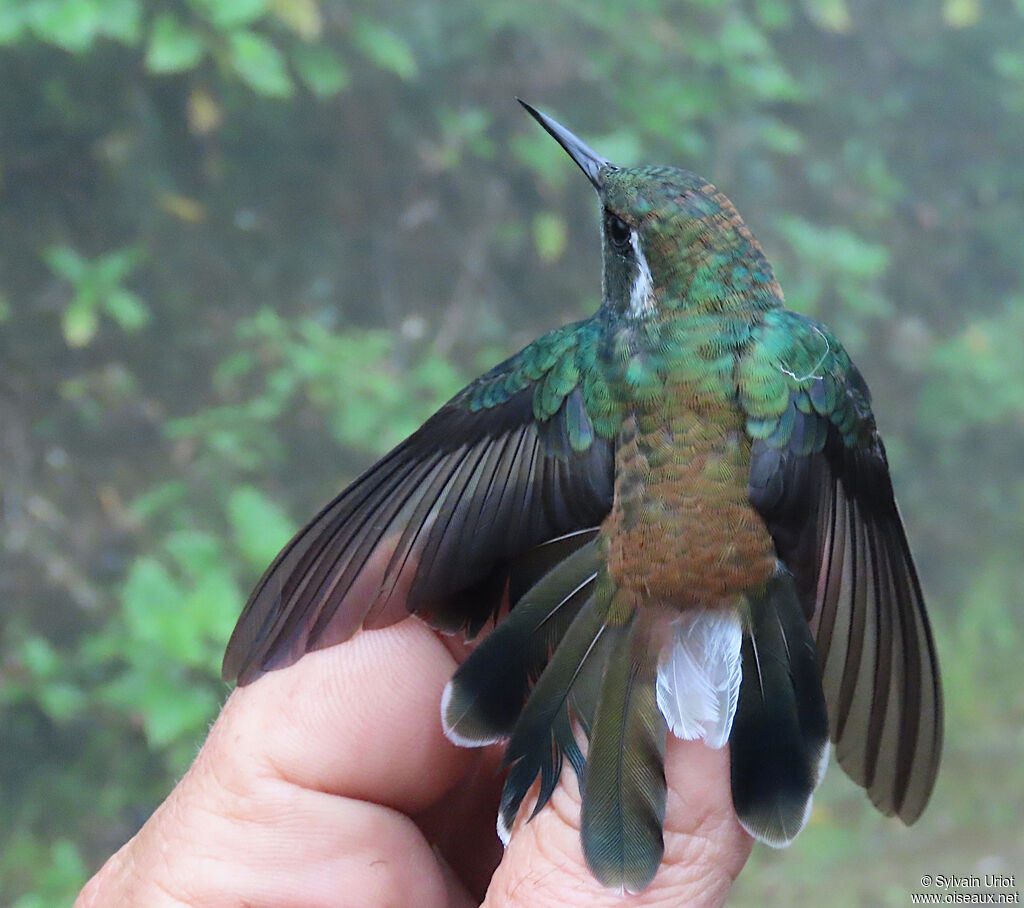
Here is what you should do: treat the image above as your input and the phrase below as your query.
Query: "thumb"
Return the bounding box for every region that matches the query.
[482,738,753,907]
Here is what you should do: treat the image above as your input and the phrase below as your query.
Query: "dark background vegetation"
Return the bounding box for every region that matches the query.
[1,0,1022,904]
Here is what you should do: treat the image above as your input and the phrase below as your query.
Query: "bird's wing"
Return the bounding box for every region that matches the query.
[223,317,615,684]
[738,307,942,824]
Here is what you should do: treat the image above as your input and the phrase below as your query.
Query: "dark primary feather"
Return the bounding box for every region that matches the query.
[743,310,943,824]
[222,334,614,685]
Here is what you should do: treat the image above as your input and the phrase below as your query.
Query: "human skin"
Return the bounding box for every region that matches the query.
[76,616,753,907]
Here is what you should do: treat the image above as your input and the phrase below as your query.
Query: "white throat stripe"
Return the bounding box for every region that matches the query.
[629,229,655,317]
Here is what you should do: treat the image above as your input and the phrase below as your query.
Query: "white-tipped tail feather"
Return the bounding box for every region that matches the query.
[740,740,832,849]
[440,680,505,747]
[738,741,830,850]
[496,808,513,846]
[738,792,815,849]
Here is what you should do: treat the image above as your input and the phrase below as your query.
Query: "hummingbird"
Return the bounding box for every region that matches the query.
[223,101,943,892]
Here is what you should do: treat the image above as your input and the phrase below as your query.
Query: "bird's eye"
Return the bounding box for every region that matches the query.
[605,212,632,251]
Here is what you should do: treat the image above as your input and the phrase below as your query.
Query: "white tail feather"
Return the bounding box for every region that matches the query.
[656,609,743,749]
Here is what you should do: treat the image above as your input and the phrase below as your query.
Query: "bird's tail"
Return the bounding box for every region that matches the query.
[729,569,831,847]
[579,600,667,892]
[442,538,600,746]
[444,557,830,884]
[443,552,669,892]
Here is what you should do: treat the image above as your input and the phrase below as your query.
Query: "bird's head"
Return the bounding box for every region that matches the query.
[519,100,780,318]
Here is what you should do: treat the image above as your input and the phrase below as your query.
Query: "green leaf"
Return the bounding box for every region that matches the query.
[0,2,28,43]
[753,0,792,29]
[104,289,149,331]
[122,557,181,647]
[228,485,296,569]
[43,245,86,283]
[291,42,349,96]
[436,106,495,161]
[119,536,240,670]
[61,297,99,347]
[350,17,417,80]
[27,0,104,52]
[96,246,142,282]
[943,0,980,28]
[270,0,322,39]
[992,49,1024,81]
[11,839,87,908]
[778,216,889,278]
[194,0,267,30]
[510,132,571,189]
[919,301,1024,436]
[20,636,59,678]
[129,480,188,519]
[532,211,568,263]
[228,30,293,97]
[38,682,87,721]
[756,116,805,154]
[590,130,643,168]
[213,350,258,392]
[121,558,202,667]
[801,0,852,32]
[164,531,222,580]
[719,13,770,57]
[182,566,241,649]
[145,12,204,74]
[99,0,141,44]
[105,663,219,746]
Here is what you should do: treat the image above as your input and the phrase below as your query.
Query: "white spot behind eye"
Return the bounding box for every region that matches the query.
[628,230,655,318]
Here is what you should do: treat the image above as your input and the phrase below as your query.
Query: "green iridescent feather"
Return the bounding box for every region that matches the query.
[737,308,871,451]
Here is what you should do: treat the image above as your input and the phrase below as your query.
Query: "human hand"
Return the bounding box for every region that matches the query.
[76,617,752,907]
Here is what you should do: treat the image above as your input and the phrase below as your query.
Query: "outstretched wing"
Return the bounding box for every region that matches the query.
[223,318,615,684]
[739,308,943,824]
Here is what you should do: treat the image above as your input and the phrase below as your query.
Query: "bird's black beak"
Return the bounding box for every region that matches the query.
[517,99,611,190]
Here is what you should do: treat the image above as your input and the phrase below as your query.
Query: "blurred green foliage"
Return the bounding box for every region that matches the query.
[1,0,1022,904]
